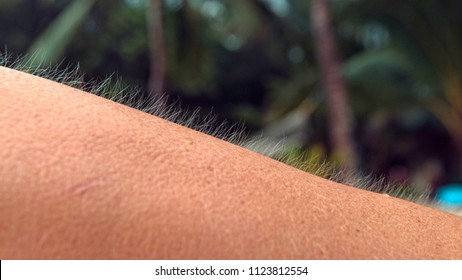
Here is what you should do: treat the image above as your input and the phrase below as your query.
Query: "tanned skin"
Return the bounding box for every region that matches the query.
[0,66,461,259]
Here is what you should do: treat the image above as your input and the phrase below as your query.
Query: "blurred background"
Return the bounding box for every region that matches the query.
[1,0,462,205]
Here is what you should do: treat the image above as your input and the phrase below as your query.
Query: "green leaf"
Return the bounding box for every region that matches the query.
[27,0,97,67]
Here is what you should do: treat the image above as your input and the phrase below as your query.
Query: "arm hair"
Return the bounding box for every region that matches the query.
[1,62,462,259]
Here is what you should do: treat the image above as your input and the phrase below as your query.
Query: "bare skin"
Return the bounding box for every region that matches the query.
[0,66,461,259]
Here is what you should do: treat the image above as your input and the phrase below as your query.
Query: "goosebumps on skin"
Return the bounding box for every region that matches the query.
[0,66,462,259]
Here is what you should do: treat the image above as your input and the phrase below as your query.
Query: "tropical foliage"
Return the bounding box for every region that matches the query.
[1,0,462,196]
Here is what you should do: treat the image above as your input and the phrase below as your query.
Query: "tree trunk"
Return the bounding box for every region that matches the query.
[147,0,166,97]
[311,0,358,172]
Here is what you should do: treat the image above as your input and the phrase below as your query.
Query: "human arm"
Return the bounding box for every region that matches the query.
[1,66,461,259]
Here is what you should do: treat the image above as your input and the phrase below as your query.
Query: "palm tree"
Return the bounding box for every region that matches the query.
[339,0,462,174]
[311,0,358,172]
[147,0,166,97]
